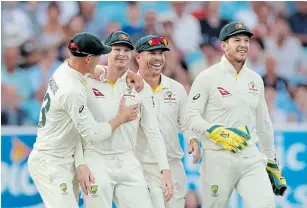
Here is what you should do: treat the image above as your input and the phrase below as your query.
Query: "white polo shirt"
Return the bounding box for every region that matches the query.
[34,61,112,158]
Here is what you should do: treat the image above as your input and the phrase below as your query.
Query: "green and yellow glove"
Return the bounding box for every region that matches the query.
[266,159,287,196]
[206,125,251,153]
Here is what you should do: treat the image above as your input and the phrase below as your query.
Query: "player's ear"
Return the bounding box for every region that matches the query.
[86,56,91,64]
[221,41,227,52]
[135,53,141,63]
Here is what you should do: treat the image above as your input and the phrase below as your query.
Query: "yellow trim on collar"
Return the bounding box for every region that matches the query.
[152,84,162,93]
[106,80,115,88]
[234,73,238,80]
[81,81,87,88]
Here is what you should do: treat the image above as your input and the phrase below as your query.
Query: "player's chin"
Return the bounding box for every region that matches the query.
[236,54,247,62]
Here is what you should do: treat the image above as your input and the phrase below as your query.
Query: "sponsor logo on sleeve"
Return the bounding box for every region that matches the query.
[193,93,200,100]
[79,105,84,113]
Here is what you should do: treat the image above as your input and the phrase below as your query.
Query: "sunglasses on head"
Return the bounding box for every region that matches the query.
[147,37,168,46]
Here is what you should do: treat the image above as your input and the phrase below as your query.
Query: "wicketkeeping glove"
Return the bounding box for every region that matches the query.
[266,159,287,196]
[206,125,251,153]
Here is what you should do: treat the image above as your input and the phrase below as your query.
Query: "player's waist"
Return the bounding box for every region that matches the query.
[30,148,74,164]
[84,149,136,159]
[33,143,75,158]
[134,149,182,164]
[82,139,135,154]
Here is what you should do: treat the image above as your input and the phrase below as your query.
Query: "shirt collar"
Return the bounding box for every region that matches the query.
[137,71,170,93]
[63,60,86,82]
[221,55,247,75]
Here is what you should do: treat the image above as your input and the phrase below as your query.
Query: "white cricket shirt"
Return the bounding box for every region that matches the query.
[82,71,170,171]
[33,61,112,158]
[135,74,197,164]
[185,55,276,159]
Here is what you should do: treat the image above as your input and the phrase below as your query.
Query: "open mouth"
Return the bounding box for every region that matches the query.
[151,63,162,67]
[238,50,247,54]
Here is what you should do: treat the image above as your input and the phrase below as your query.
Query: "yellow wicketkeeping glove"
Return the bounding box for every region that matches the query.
[266,159,287,196]
[206,125,251,153]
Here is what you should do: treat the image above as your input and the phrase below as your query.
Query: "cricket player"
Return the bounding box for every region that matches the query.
[185,22,287,208]
[133,35,201,208]
[78,31,173,208]
[27,32,144,208]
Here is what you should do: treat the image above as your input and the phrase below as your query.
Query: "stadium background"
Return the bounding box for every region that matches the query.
[1,1,307,208]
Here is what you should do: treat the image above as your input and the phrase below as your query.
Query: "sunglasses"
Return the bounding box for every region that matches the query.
[68,40,95,56]
[147,37,168,46]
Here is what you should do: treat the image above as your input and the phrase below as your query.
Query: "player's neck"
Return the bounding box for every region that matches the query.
[140,71,161,90]
[106,65,128,83]
[67,59,88,75]
[225,54,244,73]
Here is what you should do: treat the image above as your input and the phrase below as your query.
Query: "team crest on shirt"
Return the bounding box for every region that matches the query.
[211,185,219,197]
[91,185,99,198]
[163,90,177,104]
[123,88,135,97]
[60,183,68,195]
[248,81,259,95]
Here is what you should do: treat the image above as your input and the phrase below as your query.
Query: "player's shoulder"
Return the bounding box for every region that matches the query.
[194,63,221,83]
[53,66,86,97]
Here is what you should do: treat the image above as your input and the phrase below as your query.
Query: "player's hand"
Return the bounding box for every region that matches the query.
[90,65,107,81]
[76,164,95,195]
[126,69,144,92]
[266,159,287,196]
[161,169,174,203]
[118,96,139,123]
[206,125,251,153]
[188,138,201,164]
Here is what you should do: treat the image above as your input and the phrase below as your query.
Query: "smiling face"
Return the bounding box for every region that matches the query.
[221,33,250,63]
[107,44,132,69]
[137,49,166,77]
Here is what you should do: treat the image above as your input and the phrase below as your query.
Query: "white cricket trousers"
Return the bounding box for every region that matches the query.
[142,159,186,208]
[28,149,79,208]
[200,145,275,208]
[83,150,154,208]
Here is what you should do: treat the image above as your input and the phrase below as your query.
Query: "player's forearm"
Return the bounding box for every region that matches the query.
[73,137,85,168]
[182,128,200,143]
[256,90,276,159]
[80,121,112,143]
[108,114,126,132]
[147,133,170,171]
[184,113,210,135]
[257,117,276,159]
